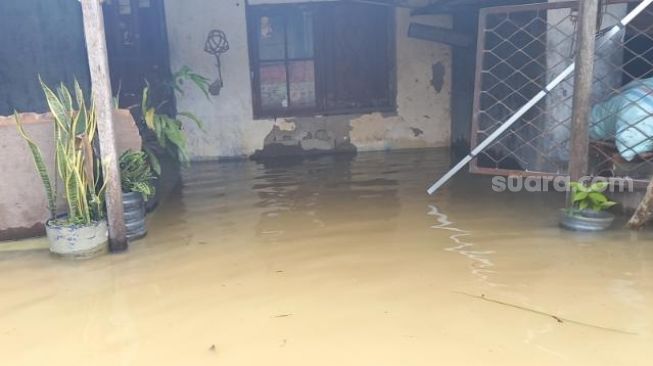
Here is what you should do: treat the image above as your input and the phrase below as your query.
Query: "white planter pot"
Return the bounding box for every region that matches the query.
[45,220,109,259]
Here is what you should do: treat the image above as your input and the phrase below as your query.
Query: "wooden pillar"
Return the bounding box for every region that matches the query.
[568,0,599,183]
[627,180,653,229]
[80,0,128,252]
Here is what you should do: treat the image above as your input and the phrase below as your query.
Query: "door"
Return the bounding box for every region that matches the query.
[103,0,172,110]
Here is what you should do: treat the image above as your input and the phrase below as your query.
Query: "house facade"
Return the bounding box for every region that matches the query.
[163,0,453,159]
[4,0,653,240]
[0,0,459,239]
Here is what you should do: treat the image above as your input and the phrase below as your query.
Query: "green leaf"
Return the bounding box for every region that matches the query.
[141,83,150,113]
[14,112,56,219]
[178,111,205,132]
[144,108,156,130]
[39,76,70,135]
[74,79,85,108]
[588,192,608,204]
[570,181,589,194]
[112,80,122,109]
[172,65,211,99]
[143,148,162,176]
[189,74,210,99]
[73,80,88,134]
[57,83,74,116]
[589,181,609,192]
[173,84,184,96]
[573,191,589,202]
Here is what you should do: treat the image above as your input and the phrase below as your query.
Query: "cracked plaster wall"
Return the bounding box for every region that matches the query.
[164,0,452,159]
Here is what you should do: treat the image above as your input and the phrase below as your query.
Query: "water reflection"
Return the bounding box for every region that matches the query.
[428,205,504,287]
[252,155,401,243]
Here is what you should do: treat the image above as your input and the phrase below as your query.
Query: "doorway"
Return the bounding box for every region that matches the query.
[102,0,172,109]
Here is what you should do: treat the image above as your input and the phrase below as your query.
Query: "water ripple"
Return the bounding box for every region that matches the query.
[428,205,505,287]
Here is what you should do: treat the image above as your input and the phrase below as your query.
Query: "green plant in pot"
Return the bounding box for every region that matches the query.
[123,66,207,212]
[140,66,208,166]
[560,181,617,232]
[15,79,108,258]
[119,150,156,241]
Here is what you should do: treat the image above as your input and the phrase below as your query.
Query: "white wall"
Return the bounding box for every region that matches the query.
[164,0,271,158]
[164,0,452,159]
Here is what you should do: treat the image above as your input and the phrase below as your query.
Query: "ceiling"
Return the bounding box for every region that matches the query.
[348,0,542,14]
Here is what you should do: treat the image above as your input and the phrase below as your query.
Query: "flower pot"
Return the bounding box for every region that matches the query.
[45,220,108,259]
[559,209,615,232]
[123,191,147,241]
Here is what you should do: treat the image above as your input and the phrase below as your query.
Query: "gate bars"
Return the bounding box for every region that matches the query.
[428,0,653,195]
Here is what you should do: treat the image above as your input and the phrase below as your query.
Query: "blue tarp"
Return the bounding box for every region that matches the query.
[590,77,653,161]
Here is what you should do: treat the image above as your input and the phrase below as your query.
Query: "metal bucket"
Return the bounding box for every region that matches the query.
[559,209,615,232]
[123,191,147,241]
[46,219,108,259]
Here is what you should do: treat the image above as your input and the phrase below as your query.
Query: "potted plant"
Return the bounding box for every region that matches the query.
[560,181,617,232]
[15,79,108,258]
[140,66,208,167]
[119,150,156,241]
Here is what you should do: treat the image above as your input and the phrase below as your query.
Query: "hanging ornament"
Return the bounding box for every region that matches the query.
[204,29,230,96]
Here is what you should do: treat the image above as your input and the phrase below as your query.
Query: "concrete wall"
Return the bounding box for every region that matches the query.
[163,0,452,159]
[0,0,90,115]
[0,111,142,241]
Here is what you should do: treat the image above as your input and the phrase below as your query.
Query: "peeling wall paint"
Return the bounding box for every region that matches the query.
[164,0,452,160]
[431,62,446,93]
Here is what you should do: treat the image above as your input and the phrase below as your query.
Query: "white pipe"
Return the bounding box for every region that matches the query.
[427,0,653,195]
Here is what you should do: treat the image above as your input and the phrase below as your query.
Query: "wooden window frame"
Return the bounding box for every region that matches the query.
[247,2,397,120]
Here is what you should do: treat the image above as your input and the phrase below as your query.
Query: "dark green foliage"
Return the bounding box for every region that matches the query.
[119,150,156,201]
[141,65,208,166]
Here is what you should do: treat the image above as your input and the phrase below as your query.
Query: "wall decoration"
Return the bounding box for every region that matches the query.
[204,29,230,96]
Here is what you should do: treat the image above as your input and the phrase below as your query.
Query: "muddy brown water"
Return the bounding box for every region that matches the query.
[1,149,652,365]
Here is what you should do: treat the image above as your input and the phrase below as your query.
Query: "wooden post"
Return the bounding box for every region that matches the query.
[80,0,128,252]
[568,0,599,184]
[627,180,653,229]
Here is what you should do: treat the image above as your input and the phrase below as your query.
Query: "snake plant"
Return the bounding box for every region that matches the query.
[15,78,106,225]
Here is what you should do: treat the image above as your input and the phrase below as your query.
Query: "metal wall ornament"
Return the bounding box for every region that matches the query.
[204,29,230,96]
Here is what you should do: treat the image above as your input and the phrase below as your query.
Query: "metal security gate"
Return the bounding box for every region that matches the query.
[470,0,653,185]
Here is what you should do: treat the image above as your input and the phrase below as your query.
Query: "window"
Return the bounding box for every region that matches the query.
[248,2,396,118]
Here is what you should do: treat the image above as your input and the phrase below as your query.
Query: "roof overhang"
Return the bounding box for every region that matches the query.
[345,0,534,14]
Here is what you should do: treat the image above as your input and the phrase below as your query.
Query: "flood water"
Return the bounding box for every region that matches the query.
[1,149,652,365]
